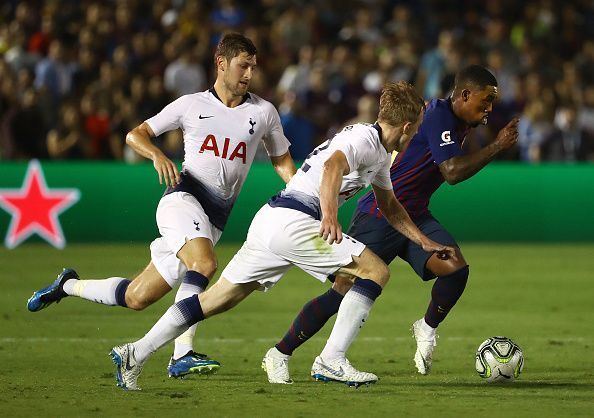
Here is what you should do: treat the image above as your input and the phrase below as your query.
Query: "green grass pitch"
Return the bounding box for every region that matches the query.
[1,243,593,417]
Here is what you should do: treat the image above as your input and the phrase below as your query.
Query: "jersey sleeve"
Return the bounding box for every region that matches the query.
[261,102,291,157]
[331,127,375,173]
[145,95,192,137]
[371,155,393,190]
[424,107,464,165]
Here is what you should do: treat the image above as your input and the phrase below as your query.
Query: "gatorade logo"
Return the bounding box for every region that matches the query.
[440,130,455,147]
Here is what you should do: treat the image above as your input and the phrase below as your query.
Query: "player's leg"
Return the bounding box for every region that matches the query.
[112,206,289,390]
[405,216,468,375]
[311,247,389,385]
[262,274,354,384]
[153,192,224,377]
[124,262,173,310]
[165,236,220,377]
[26,261,171,312]
[266,211,401,383]
[423,247,468,327]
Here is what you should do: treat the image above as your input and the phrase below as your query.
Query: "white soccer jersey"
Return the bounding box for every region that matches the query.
[146,90,290,202]
[285,123,392,207]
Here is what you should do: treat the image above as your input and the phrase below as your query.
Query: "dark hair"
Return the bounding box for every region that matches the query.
[215,33,257,63]
[454,65,498,90]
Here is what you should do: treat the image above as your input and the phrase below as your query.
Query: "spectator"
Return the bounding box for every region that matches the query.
[9,88,47,159]
[416,30,455,99]
[541,104,594,161]
[34,39,77,103]
[278,91,315,160]
[0,0,593,163]
[46,103,88,159]
[345,94,379,126]
[163,45,207,97]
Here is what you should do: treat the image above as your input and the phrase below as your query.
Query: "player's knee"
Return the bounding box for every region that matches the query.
[364,261,390,287]
[125,288,153,311]
[332,274,355,295]
[376,262,391,286]
[187,259,218,279]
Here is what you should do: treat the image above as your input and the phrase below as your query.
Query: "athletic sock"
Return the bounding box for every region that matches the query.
[133,295,205,363]
[424,265,469,328]
[276,288,343,355]
[63,277,130,307]
[420,318,436,335]
[320,279,382,361]
[173,271,210,359]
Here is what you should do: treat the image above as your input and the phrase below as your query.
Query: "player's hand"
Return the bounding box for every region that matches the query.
[153,152,181,188]
[421,239,458,262]
[495,117,519,151]
[319,217,343,245]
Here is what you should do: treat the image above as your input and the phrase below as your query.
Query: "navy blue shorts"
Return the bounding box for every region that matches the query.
[347,210,458,281]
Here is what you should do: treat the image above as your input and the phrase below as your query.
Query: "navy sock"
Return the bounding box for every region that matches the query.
[276,288,344,355]
[176,295,205,326]
[184,270,209,290]
[351,278,383,301]
[424,265,469,328]
[114,279,131,307]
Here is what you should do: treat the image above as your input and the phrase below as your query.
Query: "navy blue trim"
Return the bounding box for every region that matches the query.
[164,173,230,231]
[268,193,321,220]
[209,87,250,105]
[371,122,382,136]
[184,270,210,290]
[176,296,205,326]
[115,279,131,307]
[352,279,383,301]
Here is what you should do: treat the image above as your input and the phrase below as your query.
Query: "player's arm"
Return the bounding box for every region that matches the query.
[270,151,297,183]
[319,151,350,245]
[126,122,181,187]
[372,185,457,260]
[439,118,519,184]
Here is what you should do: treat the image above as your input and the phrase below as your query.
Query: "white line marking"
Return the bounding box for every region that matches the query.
[0,336,588,344]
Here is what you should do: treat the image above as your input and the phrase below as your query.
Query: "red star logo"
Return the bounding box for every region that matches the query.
[0,160,80,249]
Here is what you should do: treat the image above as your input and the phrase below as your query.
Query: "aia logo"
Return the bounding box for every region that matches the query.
[199,134,247,163]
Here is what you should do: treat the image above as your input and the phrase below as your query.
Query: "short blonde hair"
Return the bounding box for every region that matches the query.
[378,81,424,126]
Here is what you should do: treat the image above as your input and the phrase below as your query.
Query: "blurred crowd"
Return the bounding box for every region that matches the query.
[1,0,593,162]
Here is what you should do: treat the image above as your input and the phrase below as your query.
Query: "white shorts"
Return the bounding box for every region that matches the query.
[150,192,223,287]
[221,204,365,291]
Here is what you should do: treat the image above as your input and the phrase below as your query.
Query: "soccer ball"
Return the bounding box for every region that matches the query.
[475,336,524,382]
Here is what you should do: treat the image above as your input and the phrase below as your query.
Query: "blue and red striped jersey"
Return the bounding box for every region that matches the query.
[357,98,469,220]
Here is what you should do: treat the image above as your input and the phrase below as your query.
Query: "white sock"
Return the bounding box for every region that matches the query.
[421,318,437,335]
[320,288,375,361]
[271,346,290,359]
[63,277,128,306]
[173,282,205,359]
[133,299,199,363]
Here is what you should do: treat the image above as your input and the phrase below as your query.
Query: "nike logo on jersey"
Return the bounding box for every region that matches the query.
[199,115,214,119]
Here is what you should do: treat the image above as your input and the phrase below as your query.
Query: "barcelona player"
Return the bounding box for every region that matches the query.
[262,65,519,383]
[108,81,456,390]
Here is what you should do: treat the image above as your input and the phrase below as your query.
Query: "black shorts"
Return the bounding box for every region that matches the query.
[347,210,459,281]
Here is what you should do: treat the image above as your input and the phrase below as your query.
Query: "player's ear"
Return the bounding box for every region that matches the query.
[216,55,226,72]
[462,89,471,102]
[402,121,413,135]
